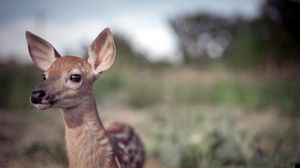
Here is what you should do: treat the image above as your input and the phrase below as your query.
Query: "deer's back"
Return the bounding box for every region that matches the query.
[105,122,145,168]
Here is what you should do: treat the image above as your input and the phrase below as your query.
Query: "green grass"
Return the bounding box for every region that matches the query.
[265,77,300,115]
[211,80,266,109]
[126,80,164,108]
[141,105,300,168]
[94,71,124,94]
[92,64,300,116]
[23,142,67,165]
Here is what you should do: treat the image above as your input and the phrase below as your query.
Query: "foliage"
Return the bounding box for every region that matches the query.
[126,80,164,108]
[0,61,40,110]
[262,0,300,45]
[94,71,124,95]
[113,34,150,67]
[170,0,300,68]
[24,142,67,165]
[223,19,267,69]
[265,77,300,115]
[141,105,300,168]
[170,13,233,63]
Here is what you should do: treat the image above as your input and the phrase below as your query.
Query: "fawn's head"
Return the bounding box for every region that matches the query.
[26,28,116,110]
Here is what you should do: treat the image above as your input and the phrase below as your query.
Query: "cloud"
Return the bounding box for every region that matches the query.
[0,12,178,62]
[0,18,36,62]
[0,18,108,61]
[109,11,179,61]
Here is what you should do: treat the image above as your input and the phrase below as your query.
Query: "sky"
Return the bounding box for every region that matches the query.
[0,0,262,62]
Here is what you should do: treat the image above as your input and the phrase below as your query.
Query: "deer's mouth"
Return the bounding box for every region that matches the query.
[34,103,51,110]
[33,99,59,110]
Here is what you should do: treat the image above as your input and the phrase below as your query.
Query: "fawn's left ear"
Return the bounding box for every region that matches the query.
[25,31,61,71]
[88,28,116,76]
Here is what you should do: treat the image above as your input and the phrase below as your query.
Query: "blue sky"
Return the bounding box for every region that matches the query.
[0,0,262,62]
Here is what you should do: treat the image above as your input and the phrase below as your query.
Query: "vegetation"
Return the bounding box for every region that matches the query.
[0,61,40,110]
[142,105,300,168]
[170,0,300,69]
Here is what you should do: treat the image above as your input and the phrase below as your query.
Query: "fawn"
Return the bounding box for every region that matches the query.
[26,28,145,168]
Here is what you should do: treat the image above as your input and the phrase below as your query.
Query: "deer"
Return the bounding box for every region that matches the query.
[26,28,145,168]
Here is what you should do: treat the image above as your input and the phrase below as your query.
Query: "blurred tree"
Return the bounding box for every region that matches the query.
[260,0,300,64]
[170,13,234,63]
[263,0,300,43]
[171,0,300,69]
[226,0,300,69]
[113,34,149,66]
[224,18,268,69]
[0,60,40,110]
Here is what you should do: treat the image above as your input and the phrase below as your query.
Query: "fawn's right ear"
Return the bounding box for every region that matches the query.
[25,31,61,71]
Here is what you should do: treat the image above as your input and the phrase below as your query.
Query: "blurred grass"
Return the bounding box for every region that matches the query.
[212,80,266,109]
[141,105,300,168]
[265,77,300,115]
[23,142,67,165]
[93,64,300,116]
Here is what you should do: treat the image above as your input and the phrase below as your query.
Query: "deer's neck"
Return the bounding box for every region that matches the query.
[62,96,117,168]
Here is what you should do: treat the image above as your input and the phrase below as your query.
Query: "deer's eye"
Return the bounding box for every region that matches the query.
[70,74,81,83]
[42,74,46,81]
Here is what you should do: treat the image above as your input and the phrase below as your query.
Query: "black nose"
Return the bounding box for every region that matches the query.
[31,90,46,104]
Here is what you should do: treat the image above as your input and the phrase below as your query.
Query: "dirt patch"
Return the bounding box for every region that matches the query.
[0,112,26,167]
[0,111,66,168]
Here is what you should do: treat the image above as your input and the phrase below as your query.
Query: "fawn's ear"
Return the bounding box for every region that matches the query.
[25,31,61,71]
[88,28,116,76]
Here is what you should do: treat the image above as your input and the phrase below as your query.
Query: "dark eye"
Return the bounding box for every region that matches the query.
[42,74,46,81]
[70,74,81,83]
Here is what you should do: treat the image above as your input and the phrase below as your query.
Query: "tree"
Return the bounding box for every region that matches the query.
[170,13,234,63]
[261,0,300,63]
[171,0,300,69]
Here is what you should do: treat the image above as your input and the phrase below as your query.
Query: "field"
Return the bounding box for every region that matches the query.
[0,63,299,168]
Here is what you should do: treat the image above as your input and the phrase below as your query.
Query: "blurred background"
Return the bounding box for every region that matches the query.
[0,0,300,167]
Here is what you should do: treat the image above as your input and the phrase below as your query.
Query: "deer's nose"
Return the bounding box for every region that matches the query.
[31,90,46,104]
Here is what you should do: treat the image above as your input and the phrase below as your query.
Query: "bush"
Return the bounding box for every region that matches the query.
[23,142,67,165]
[93,71,123,95]
[141,105,300,168]
[265,77,300,115]
[0,62,40,110]
[212,80,265,109]
[127,81,164,108]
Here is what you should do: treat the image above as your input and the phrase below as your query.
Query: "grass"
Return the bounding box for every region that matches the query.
[265,77,300,115]
[211,80,266,109]
[140,105,300,168]
[23,142,67,165]
[91,64,300,116]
